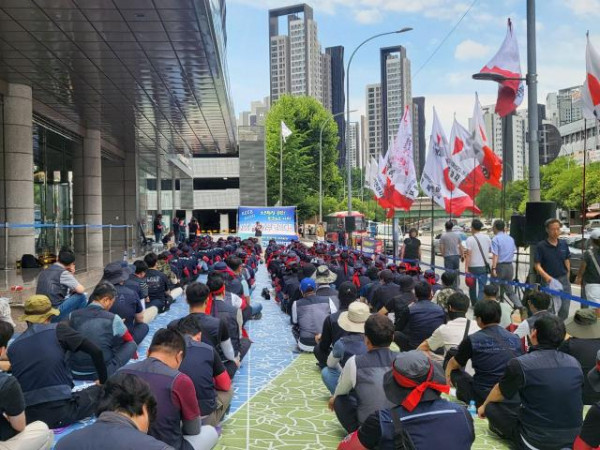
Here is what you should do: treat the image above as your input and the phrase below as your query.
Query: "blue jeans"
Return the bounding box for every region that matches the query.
[444,255,461,288]
[250,303,263,317]
[154,232,161,243]
[468,266,488,306]
[52,293,87,322]
[321,367,341,394]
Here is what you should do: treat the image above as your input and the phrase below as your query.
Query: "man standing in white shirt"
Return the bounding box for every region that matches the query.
[464,219,492,305]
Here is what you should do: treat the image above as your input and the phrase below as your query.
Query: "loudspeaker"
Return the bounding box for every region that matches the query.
[345,216,356,233]
[525,202,557,244]
[509,214,526,247]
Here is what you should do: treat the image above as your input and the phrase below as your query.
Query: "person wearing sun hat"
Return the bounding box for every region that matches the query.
[574,350,600,450]
[7,295,105,429]
[314,265,340,309]
[337,351,474,450]
[321,301,369,394]
[559,308,600,404]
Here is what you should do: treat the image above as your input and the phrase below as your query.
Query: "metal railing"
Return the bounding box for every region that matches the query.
[1,222,135,269]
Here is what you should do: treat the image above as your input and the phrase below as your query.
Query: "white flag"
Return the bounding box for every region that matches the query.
[583,33,600,119]
[281,121,292,142]
[420,108,480,216]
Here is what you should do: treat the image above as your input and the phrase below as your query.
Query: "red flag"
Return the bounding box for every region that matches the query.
[472,94,502,189]
[447,119,487,199]
[583,33,600,119]
[480,19,524,117]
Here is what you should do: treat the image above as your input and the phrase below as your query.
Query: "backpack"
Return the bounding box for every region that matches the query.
[21,254,39,268]
[391,409,416,450]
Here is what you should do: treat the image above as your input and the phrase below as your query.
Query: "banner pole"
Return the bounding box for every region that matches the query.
[430,198,435,266]
[582,118,588,243]
[279,132,283,206]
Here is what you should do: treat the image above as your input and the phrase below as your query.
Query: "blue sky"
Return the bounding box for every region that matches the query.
[226,0,599,133]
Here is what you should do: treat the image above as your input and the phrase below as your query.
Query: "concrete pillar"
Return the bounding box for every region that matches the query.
[73,129,103,258]
[2,84,34,268]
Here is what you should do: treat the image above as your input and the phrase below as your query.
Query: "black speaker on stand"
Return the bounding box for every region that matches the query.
[509,214,527,247]
[345,216,356,233]
[525,202,557,244]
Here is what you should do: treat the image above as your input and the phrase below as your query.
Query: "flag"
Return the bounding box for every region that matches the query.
[378,105,418,216]
[420,109,480,216]
[583,33,600,119]
[480,19,524,117]
[447,119,488,199]
[472,94,503,188]
[281,121,292,142]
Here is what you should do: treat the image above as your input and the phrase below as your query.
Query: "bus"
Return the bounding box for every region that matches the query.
[325,211,367,243]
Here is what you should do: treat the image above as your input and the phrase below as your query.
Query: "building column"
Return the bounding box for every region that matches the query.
[2,83,34,268]
[73,129,103,258]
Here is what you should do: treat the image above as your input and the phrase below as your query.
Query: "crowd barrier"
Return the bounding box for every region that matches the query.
[398,257,600,309]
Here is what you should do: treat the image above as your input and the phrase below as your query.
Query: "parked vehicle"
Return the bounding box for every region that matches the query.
[563,236,589,282]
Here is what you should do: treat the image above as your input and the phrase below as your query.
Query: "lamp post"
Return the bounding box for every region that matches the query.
[345,27,413,235]
[320,110,356,223]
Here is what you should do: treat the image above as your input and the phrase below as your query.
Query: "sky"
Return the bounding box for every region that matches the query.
[225,0,600,135]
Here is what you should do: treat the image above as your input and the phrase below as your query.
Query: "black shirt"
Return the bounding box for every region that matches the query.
[371,283,401,312]
[0,373,25,440]
[583,250,600,284]
[559,337,600,404]
[403,237,421,261]
[110,284,143,331]
[146,269,170,303]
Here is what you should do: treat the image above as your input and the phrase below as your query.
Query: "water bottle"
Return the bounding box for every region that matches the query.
[123,250,127,261]
[468,400,477,417]
[132,248,136,259]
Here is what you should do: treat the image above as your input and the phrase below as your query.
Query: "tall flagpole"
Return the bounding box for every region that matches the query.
[280,131,283,206]
[430,198,435,266]
[582,118,587,243]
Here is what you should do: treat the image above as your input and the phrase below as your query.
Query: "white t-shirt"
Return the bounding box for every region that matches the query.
[465,233,492,268]
[427,317,480,375]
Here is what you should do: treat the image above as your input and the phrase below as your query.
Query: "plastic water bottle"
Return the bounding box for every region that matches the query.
[123,250,127,261]
[468,400,477,417]
[132,248,136,259]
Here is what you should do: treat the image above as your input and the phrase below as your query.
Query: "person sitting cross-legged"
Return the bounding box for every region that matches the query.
[338,351,474,450]
[321,301,370,394]
[292,278,337,352]
[330,315,396,434]
[55,373,174,450]
[445,299,522,406]
[68,282,137,380]
[118,328,218,450]
[480,314,583,450]
[0,321,54,450]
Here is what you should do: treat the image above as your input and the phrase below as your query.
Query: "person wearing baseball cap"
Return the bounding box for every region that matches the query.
[292,277,337,352]
[7,295,105,429]
[321,301,369,394]
[338,351,474,450]
[574,350,600,450]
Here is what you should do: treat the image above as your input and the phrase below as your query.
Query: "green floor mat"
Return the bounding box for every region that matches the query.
[217,353,513,449]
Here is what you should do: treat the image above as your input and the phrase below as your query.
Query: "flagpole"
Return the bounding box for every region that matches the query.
[280,130,283,206]
[430,197,435,266]
[582,118,587,244]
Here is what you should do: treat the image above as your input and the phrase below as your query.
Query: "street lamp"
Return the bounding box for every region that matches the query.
[320,110,356,223]
[346,27,413,235]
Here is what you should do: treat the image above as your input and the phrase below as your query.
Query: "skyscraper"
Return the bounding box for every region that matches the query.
[347,122,359,168]
[366,83,382,161]
[381,46,411,154]
[326,46,345,167]
[268,4,334,110]
[412,97,426,177]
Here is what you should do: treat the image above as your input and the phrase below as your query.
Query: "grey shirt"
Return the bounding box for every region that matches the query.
[440,231,461,257]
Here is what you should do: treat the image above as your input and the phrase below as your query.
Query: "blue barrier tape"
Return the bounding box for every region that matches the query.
[397,257,600,309]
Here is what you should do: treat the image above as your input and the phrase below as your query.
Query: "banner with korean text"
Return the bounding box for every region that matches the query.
[238,206,297,243]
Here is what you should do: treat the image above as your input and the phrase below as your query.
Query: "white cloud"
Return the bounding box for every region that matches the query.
[454,40,491,61]
[566,0,600,17]
[354,9,383,24]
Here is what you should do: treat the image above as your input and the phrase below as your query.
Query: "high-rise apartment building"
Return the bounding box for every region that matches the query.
[238,97,270,127]
[347,122,359,168]
[366,84,382,162]
[381,46,411,154]
[412,97,426,177]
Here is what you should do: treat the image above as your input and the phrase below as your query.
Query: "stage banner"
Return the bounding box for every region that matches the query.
[238,206,297,243]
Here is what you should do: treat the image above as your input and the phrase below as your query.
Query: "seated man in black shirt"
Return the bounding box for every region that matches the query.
[480,315,583,450]
[7,295,105,429]
[575,350,600,450]
[370,270,400,312]
[144,253,172,313]
[0,321,54,449]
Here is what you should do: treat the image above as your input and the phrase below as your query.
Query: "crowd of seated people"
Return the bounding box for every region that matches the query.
[0,236,262,450]
[264,225,600,450]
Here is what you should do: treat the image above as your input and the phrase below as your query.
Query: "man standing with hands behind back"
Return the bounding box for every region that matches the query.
[534,218,571,320]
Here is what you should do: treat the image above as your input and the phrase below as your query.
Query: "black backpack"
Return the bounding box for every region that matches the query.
[391,409,416,450]
[21,254,39,268]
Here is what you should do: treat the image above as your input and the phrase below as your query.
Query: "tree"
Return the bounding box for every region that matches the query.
[265,95,343,219]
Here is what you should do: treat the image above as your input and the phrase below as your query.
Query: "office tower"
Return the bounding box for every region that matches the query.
[366,84,382,161]
[412,97,426,177]
[347,122,359,168]
[326,46,345,166]
[380,46,411,154]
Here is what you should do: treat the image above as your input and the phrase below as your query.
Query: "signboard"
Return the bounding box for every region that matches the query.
[238,206,297,244]
[361,237,383,256]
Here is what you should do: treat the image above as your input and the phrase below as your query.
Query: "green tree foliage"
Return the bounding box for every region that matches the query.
[540,156,600,211]
[265,95,342,219]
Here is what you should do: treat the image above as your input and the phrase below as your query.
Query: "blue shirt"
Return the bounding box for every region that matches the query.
[491,232,516,263]
[535,239,570,278]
